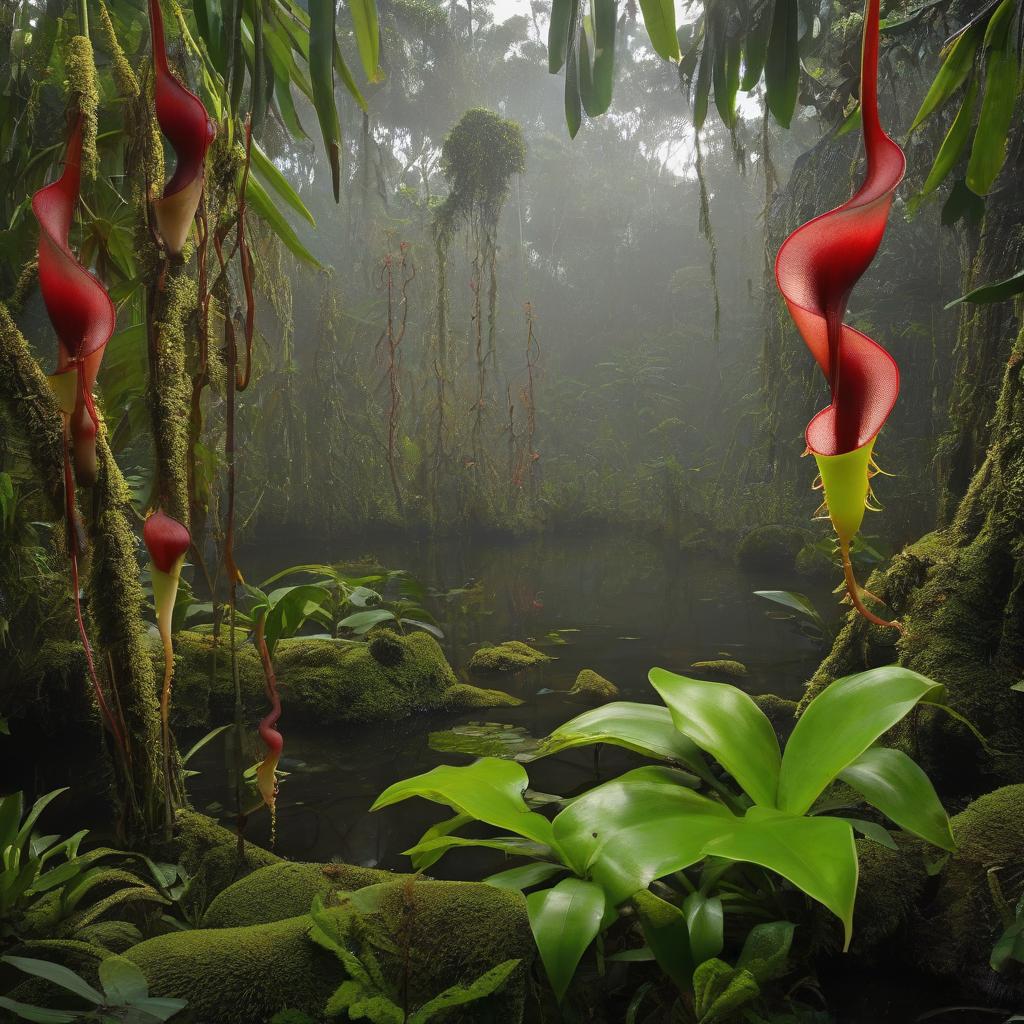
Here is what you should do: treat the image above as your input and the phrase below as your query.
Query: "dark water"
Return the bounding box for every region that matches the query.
[183,531,835,871]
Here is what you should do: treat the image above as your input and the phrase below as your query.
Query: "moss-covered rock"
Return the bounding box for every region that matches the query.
[202,861,397,929]
[469,640,550,673]
[912,785,1024,989]
[126,880,533,1024]
[568,669,619,703]
[167,810,281,920]
[691,659,748,678]
[443,682,523,708]
[736,525,807,571]
[753,693,798,742]
[171,628,509,728]
[851,836,928,956]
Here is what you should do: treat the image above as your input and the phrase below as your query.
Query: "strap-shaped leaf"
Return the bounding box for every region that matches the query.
[1,956,104,1006]
[371,758,555,846]
[701,807,859,949]
[403,834,557,873]
[309,0,342,201]
[552,767,735,906]
[650,668,781,808]
[777,666,946,815]
[349,0,382,83]
[485,862,567,891]
[765,0,799,127]
[838,746,955,851]
[632,890,694,993]
[965,24,1017,195]
[638,0,680,60]
[909,74,978,212]
[548,0,574,72]
[527,878,606,1003]
[910,22,981,130]
[533,701,705,773]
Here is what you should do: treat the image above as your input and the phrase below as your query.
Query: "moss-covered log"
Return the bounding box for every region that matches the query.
[0,303,167,841]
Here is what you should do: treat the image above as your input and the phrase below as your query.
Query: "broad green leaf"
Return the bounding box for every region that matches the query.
[533,701,705,772]
[579,0,616,118]
[845,817,897,849]
[965,42,1018,195]
[777,666,946,815]
[702,807,858,948]
[632,889,694,993]
[1,956,104,1005]
[409,959,520,1022]
[337,608,395,633]
[838,746,954,851]
[98,956,149,1004]
[485,862,566,891]
[526,878,606,1003]
[650,668,781,808]
[754,590,819,619]
[0,997,76,1024]
[992,918,1024,972]
[404,812,473,871]
[683,891,724,966]
[946,266,1024,308]
[910,74,978,210]
[348,0,382,83]
[910,23,981,131]
[244,172,321,267]
[372,758,555,846]
[309,0,342,201]
[552,767,735,906]
[765,0,798,127]
[638,0,680,61]
[251,141,315,227]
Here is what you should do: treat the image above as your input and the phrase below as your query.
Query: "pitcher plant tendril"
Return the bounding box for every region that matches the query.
[33,115,124,749]
[774,0,905,630]
[143,509,191,828]
[149,0,216,255]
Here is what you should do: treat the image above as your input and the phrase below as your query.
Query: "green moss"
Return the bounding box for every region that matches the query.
[97,0,139,98]
[851,836,928,956]
[691,659,748,678]
[202,861,398,929]
[443,682,523,708]
[169,810,280,920]
[126,913,339,1023]
[151,269,196,527]
[912,785,1024,980]
[568,669,619,702]
[736,525,807,571]
[469,640,550,673]
[65,35,99,178]
[126,882,533,1023]
[269,1013,316,1024]
[170,628,486,727]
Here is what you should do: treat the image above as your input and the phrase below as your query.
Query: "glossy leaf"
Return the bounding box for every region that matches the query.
[526,878,606,1002]
[349,0,382,83]
[552,766,735,906]
[98,956,149,1004]
[838,746,954,850]
[777,666,946,815]
[638,0,680,61]
[244,171,322,267]
[403,834,556,872]
[965,36,1017,195]
[533,700,706,772]
[683,890,724,966]
[741,0,773,91]
[946,266,1024,308]
[549,0,573,72]
[251,140,316,226]
[909,23,981,131]
[702,807,859,948]
[765,0,799,127]
[1,956,103,1005]
[371,758,555,846]
[911,74,978,209]
[309,0,342,201]
[649,668,781,808]
[485,861,567,891]
[632,889,694,992]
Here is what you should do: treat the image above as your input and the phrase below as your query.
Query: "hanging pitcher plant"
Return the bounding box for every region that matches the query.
[775,0,905,630]
[33,115,125,749]
[149,0,216,255]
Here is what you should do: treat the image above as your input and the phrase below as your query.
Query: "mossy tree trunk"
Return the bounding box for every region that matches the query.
[803,320,1024,791]
[0,303,167,841]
